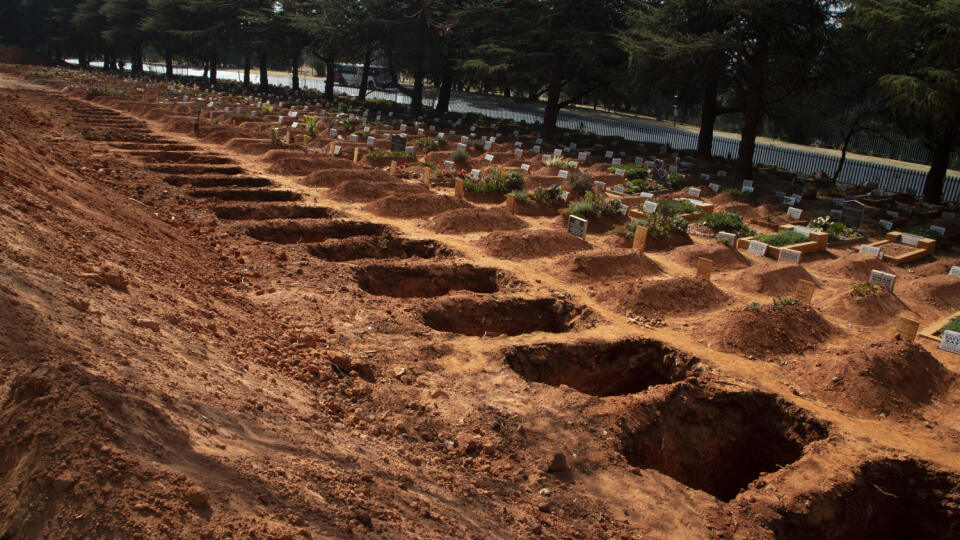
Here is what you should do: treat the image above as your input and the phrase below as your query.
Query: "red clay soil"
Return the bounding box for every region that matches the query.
[813,252,894,282]
[327,180,429,202]
[597,277,730,317]
[224,137,275,154]
[554,249,662,282]
[478,229,592,260]
[299,167,386,187]
[733,264,820,296]
[701,304,837,358]
[822,289,913,326]
[199,126,252,144]
[0,46,61,66]
[903,274,960,311]
[425,207,529,234]
[269,156,348,176]
[671,243,752,271]
[788,338,953,417]
[365,192,470,218]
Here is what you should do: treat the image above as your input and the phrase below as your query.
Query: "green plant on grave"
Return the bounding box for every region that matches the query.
[510,190,528,202]
[545,156,576,169]
[754,229,808,247]
[529,185,565,204]
[566,191,625,220]
[771,296,800,309]
[464,167,525,194]
[851,282,885,297]
[416,137,438,152]
[467,138,485,150]
[86,86,125,98]
[303,115,321,138]
[656,198,698,217]
[609,164,648,181]
[261,103,274,113]
[667,172,686,190]
[452,149,470,163]
[566,173,594,197]
[616,212,687,240]
[366,150,414,159]
[700,212,756,236]
[935,316,960,336]
[723,188,747,196]
[748,302,763,312]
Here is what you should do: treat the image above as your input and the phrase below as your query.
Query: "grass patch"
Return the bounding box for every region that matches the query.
[754,230,809,247]
[699,212,755,236]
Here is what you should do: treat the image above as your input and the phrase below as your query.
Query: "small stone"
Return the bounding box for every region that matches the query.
[546,452,567,473]
[134,318,160,332]
[538,487,551,496]
[52,473,76,493]
[394,367,407,378]
[67,298,90,312]
[186,486,210,508]
[429,389,448,399]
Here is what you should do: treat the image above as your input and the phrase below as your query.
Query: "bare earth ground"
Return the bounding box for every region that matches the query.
[1,66,959,539]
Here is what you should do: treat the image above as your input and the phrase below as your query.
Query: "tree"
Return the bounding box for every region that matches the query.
[101,0,149,74]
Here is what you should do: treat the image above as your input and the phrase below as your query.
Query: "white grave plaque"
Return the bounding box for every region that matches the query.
[939,330,960,354]
[553,149,563,157]
[612,184,625,195]
[521,164,530,171]
[859,244,882,258]
[949,266,960,278]
[642,201,658,214]
[717,232,737,244]
[612,158,622,166]
[900,233,923,247]
[568,215,587,240]
[443,160,454,170]
[605,151,614,159]
[484,154,495,162]
[614,168,625,177]
[718,170,728,177]
[578,152,588,161]
[747,240,768,257]
[778,248,802,263]
[787,207,803,220]
[742,186,754,193]
[709,183,721,193]
[689,187,701,198]
[870,269,896,291]
[878,219,894,230]
[930,225,946,236]
[640,191,654,199]
[741,179,752,188]
[333,145,342,155]
[558,170,569,179]
[532,145,541,154]
[470,169,480,179]
[514,149,523,158]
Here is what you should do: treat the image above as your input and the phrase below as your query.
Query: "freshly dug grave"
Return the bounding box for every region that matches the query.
[164,175,271,188]
[618,383,828,502]
[355,264,502,298]
[701,304,836,357]
[822,288,912,326]
[246,221,388,244]
[554,249,662,281]
[300,168,391,188]
[188,189,301,202]
[788,338,951,417]
[224,138,275,154]
[268,156,346,176]
[365,193,470,218]
[478,229,592,260]
[813,252,893,282]
[133,151,234,165]
[426,208,529,234]
[772,458,960,539]
[147,164,244,175]
[500,338,699,397]
[212,204,337,221]
[671,243,751,271]
[597,277,730,318]
[307,235,452,261]
[421,297,596,337]
[903,274,960,311]
[733,264,820,296]
[328,180,429,203]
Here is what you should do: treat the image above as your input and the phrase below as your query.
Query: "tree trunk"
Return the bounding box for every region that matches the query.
[259,53,268,91]
[78,48,87,68]
[165,51,173,78]
[243,53,251,87]
[832,129,856,182]
[542,62,563,141]
[209,49,217,85]
[697,76,719,159]
[503,87,510,98]
[324,59,336,100]
[359,48,372,102]
[735,69,764,181]
[436,67,453,114]
[411,68,425,115]
[923,130,955,203]
[291,53,300,91]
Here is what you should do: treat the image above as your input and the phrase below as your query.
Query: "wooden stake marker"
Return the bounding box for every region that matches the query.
[389,160,397,175]
[795,279,816,304]
[896,316,920,342]
[505,193,517,214]
[697,257,713,280]
[632,225,649,252]
[353,147,359,164]
[454,178,465,200]
[421,170,430,188]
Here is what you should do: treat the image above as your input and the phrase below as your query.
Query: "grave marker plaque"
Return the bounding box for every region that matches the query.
[605,151,614,159]
[741,179,753,188]
[778,248,802,264]
[885,210,899,218]
[896,317,920,341]
[470,169,481,179]
[795,279,816,304]
[870,269,896,291]
[366,136,376,147]
[950,266,960,278]
[787,207,803,220]
[689,187,701,198]
[642,201,658,214]
[742,186,754,193]
[931,225,946,236]
[350,134,359,143]
[553,149,563,157]
[484,154,495,162]
[697,257,713,280]
[457,143,467,152]
[333,145,342,156]
[718,171,728,177]
[612,184,625,195]
[900,233,923,247]
[514,148,523,158]
[939,330,960,354]
[521,164,531,171]
[878,219,894,231]
[614,168,626,177]
[859,244,882,258]
[532,145,541,154]
[558,170,569,179]
[593,181,606,194]
[578,151,588,161]
[841,200,865,228]
[612,158,622,166]
[793,225,819,237]
[747,240,768,257]
[568,215,588,240]
[444,160,454,170]
[717,231,737,245]
[709,182,721,193]
[640,191,654,199]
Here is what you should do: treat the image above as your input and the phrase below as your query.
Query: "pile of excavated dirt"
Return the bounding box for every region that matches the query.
[597,277,730,317]
[813,253,894,282]
[425,207,529,234]
[789,339,952,417]
[300,168,390,188]
[702,304,837,357]
[554,249,662,281]
[822,288,912,326]
[268,156,345,176]
[365,193,471,218]
[733,264,820,296]
[903,274,960,311]
[671,243,752,271]
[327,180,429,202]
[478,229,592,260]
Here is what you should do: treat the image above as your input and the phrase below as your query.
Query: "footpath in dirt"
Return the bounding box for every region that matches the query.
[1,65,959,539]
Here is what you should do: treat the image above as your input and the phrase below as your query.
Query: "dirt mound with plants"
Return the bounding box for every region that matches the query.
[903,274,960,311]
[822,287,912,326]
[734,264,820,296]
[555,249,662,281]
[813,253,894,282]
[327,180,429,202]
[598,277,730,317]
[425,207,528,234]
[365,192,470,218]
[478,229,592,260]
[701,303,836,357]
[300,168,390,188]
[789,339,952,417]
[672,243,752,271]
[0,46,61,66]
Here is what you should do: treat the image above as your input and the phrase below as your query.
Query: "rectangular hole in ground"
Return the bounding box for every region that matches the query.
[422,297,595,337]
[355,264,501,298]
[246,221,388,243]
[306,236,452,261]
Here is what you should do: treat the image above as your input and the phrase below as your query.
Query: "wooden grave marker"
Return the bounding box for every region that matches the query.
[795,279,816,304]
[897,317,920,341]
[632,225,649,252]
[697,257,713,280]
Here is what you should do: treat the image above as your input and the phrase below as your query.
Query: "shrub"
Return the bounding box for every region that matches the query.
[851,282,885,297]
[545,156,576,169]
[366,150,414,159]
[416,137,438,152]
[667,172,686,190]
[464,166,525,194]
[609,164,648,180]
[303,115,321,138]
[566,192,626,220]
[510,190,528,202]
[619,212,688,239]
[529,185,565,204]
[754,230,808,247]
[656,198,697,217]
[700,212,755,236]
[452,149,470,163]
[566,173,593,197]
[748,302,763,312]
[467,138,485,150]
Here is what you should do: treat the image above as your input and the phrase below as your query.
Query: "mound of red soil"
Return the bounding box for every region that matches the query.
[791,339,952,416]
[714,202,762,219]
[300,168,390,188]
[268,157,344,176]
[327,180,428,202]
[0,46,60,66]
[555,249,662,281]
[734,264,819,295]
[822,289,912,326]
[702,304,836,357]
[224,138,274,154]
[598,277,729,317]
[671,243,751,271]
[426,208,528,234]
[199,126,250,144]
[365,193,470,218]
[478,230,592,260]
[903,274,960,310]
[813,253,894,282]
